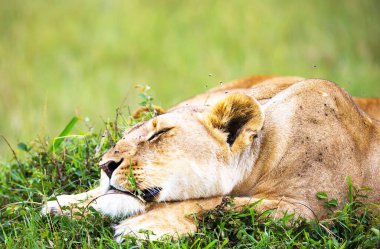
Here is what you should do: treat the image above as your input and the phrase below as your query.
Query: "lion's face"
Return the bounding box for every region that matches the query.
[99,94,264,202]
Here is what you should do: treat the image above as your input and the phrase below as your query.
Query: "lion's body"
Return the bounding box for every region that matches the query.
[237,79,380,210]
[43,76,380,241]
[177,75,380,120]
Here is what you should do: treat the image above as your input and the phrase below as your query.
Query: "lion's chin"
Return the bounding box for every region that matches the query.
[96,191,146,218]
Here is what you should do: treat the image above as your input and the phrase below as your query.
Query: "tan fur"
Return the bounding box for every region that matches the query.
[43,76,380,241]
[353,97,380,120]
[132,105,166,119]
[203,94,264,154]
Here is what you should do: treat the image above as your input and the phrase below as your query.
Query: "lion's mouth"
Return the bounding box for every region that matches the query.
[141,187,162,202]
[109,185,161,202]
[109,185,135,196]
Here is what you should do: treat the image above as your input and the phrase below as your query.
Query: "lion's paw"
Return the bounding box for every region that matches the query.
[41,194,90,216]
[113,215,174,242]
[41,200,64,215]
[41,192,146,219]
[113,211,197,243]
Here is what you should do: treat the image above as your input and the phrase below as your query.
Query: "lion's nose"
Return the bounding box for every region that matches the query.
[100,159,123,178]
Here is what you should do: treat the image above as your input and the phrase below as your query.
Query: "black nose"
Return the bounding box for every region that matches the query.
[100,159,123,178]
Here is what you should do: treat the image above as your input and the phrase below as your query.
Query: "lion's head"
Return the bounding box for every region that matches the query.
[99,94,265,202]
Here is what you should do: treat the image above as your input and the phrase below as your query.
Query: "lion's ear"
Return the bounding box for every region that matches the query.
[204,94,264,151]
[132,105,166,119]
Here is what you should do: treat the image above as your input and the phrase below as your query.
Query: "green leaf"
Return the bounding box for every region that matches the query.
[189,238,201,249]
[338,241,347,249]
[326,199,338,207]
[50,116,79,152]
[316,192,328,200]
[203,240,217,249]
[127,160,143,196]
[138,93,147,100]
[221,238,229,247]
[17,142,29,152]
[371,228,380,237]
[346,176,354,203]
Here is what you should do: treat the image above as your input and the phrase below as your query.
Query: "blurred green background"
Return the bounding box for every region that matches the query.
[1,0,379,160]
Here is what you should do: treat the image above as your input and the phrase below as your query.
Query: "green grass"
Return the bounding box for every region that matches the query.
[0,113,379,248]
[1,0,380,159]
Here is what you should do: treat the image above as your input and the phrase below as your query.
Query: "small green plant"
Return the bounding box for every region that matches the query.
[316,191,339,209]
[126,160,143,198]
[50,116,80,153]
[133,85,159,123]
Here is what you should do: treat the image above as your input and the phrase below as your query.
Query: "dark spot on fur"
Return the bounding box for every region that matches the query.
[315,152,324,162]
[310,118,318,124]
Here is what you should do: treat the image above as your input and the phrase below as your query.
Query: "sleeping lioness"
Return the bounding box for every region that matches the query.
[43,76,380,242]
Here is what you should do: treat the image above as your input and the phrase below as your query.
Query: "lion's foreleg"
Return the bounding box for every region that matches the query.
[113,196,315,242]
[114,197,224,242]
[41,186,104,216]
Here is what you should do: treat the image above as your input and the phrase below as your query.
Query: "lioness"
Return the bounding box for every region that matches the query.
[43,76,380,242]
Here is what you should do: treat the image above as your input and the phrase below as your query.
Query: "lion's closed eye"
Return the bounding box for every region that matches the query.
[147,127,173,142]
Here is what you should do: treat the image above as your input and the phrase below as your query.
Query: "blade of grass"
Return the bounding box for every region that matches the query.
[50,116,79,152]
[203,240,217,249]
[347,176,354,203]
